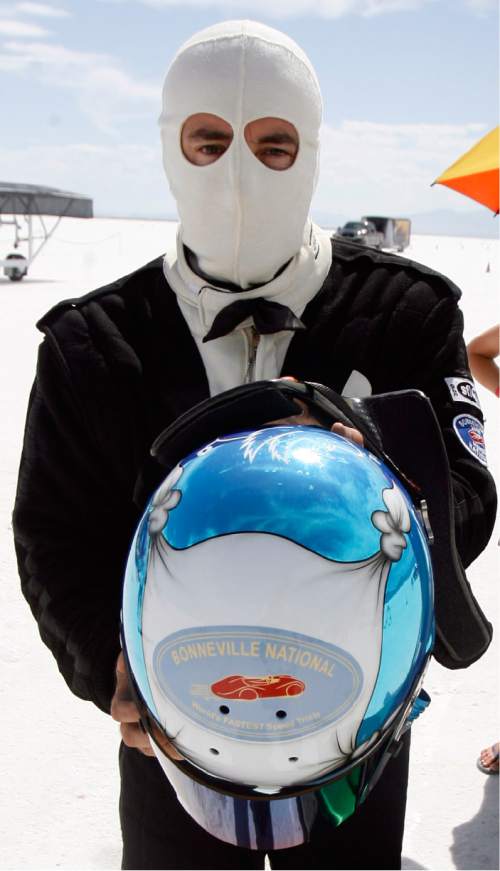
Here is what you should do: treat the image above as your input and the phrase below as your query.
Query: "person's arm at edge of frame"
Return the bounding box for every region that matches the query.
[467,324,500,397]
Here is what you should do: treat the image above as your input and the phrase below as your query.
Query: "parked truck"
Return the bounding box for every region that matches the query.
[335,219,382,248]
[361,216,411,252]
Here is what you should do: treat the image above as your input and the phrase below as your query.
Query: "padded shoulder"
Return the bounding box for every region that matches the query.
[36,255,166,333]
[331,237,462,302]
[32,253,210,455]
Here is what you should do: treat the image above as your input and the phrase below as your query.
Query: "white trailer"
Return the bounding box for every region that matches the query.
[0,183,93,281]
[361,216,411,252]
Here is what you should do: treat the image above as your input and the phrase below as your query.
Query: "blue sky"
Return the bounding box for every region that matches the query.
[0,0,498,228]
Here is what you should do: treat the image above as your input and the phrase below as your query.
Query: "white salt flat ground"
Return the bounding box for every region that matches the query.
[0,219,498,870]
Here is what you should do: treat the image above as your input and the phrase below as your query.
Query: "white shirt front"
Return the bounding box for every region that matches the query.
[164,219,333,396]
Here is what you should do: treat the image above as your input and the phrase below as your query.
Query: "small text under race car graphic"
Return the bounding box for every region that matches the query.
[153,626,363,740]
[190,698,322,733]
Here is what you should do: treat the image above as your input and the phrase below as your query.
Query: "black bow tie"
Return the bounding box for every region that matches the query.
[203,298,305,343]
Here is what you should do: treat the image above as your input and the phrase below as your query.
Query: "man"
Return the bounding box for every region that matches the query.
[13,19,496,871]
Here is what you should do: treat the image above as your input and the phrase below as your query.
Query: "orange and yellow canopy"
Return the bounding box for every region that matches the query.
[433,126,499,215]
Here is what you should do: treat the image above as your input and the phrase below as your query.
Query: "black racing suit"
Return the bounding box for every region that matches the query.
[13,239,497,869]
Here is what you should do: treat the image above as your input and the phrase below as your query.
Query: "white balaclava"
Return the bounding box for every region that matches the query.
[159,20,323,289]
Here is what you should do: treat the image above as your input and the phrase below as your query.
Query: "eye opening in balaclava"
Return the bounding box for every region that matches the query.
[180,113,234,168]
[243,117,299,171]
[181,113,299,172]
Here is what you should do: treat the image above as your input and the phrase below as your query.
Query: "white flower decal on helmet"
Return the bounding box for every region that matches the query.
[149,465,183,535]
[372,486,411,562]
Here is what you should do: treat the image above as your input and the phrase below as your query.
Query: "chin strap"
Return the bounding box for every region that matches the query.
[151,379,373,465]
[150,379,417,501]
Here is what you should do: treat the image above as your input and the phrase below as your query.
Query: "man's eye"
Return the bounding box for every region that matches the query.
[200,144,226,155]
[258,148,295,169]
[261,147,294,162]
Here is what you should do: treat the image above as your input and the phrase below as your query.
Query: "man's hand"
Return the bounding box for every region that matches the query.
[111,651,184,761]
[271,380,365,446]
[331,421,364,446]
[111,651,156,756]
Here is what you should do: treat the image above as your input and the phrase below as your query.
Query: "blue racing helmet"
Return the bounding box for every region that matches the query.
[122,423,433,850]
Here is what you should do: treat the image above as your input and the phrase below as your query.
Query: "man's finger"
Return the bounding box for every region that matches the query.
[111,650,142,723]
[114,669,132,701]
[114,651,132,695]
[111,697,141,723]
[332,422,364,446]
[120,722,156,756]
[115,650,129,682]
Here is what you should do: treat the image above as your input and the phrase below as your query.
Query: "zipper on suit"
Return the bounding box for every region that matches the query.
[245,326,260,383]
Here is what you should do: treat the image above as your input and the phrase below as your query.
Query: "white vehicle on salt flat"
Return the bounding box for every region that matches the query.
[361,216,411,252]
[0,183,93,281]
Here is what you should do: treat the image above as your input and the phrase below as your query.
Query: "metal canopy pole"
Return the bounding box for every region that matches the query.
[27,214,63,265]
[1,185,93,277]
[28,214,33,262]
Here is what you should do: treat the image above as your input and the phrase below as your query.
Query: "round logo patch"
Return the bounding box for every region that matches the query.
[453,415,487,466]
[445,377,480,409]
[152,626,364,741]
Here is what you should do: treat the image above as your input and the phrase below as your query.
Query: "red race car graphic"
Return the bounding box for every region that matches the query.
[211,674,305,701]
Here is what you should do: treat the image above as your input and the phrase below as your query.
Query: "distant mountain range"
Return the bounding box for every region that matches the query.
[407,209,498,239]
[313,208,498,240]
[96,208,498,239]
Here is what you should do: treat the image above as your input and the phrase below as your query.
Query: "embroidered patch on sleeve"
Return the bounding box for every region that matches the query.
[445,377,481,409]
[453,415,488,466]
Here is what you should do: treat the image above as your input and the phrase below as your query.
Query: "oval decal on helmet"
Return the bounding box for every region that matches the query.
[152,626,364,742]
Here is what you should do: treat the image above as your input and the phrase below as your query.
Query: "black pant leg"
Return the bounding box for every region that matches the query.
[119,743,266,870]
[269,732,411,871]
